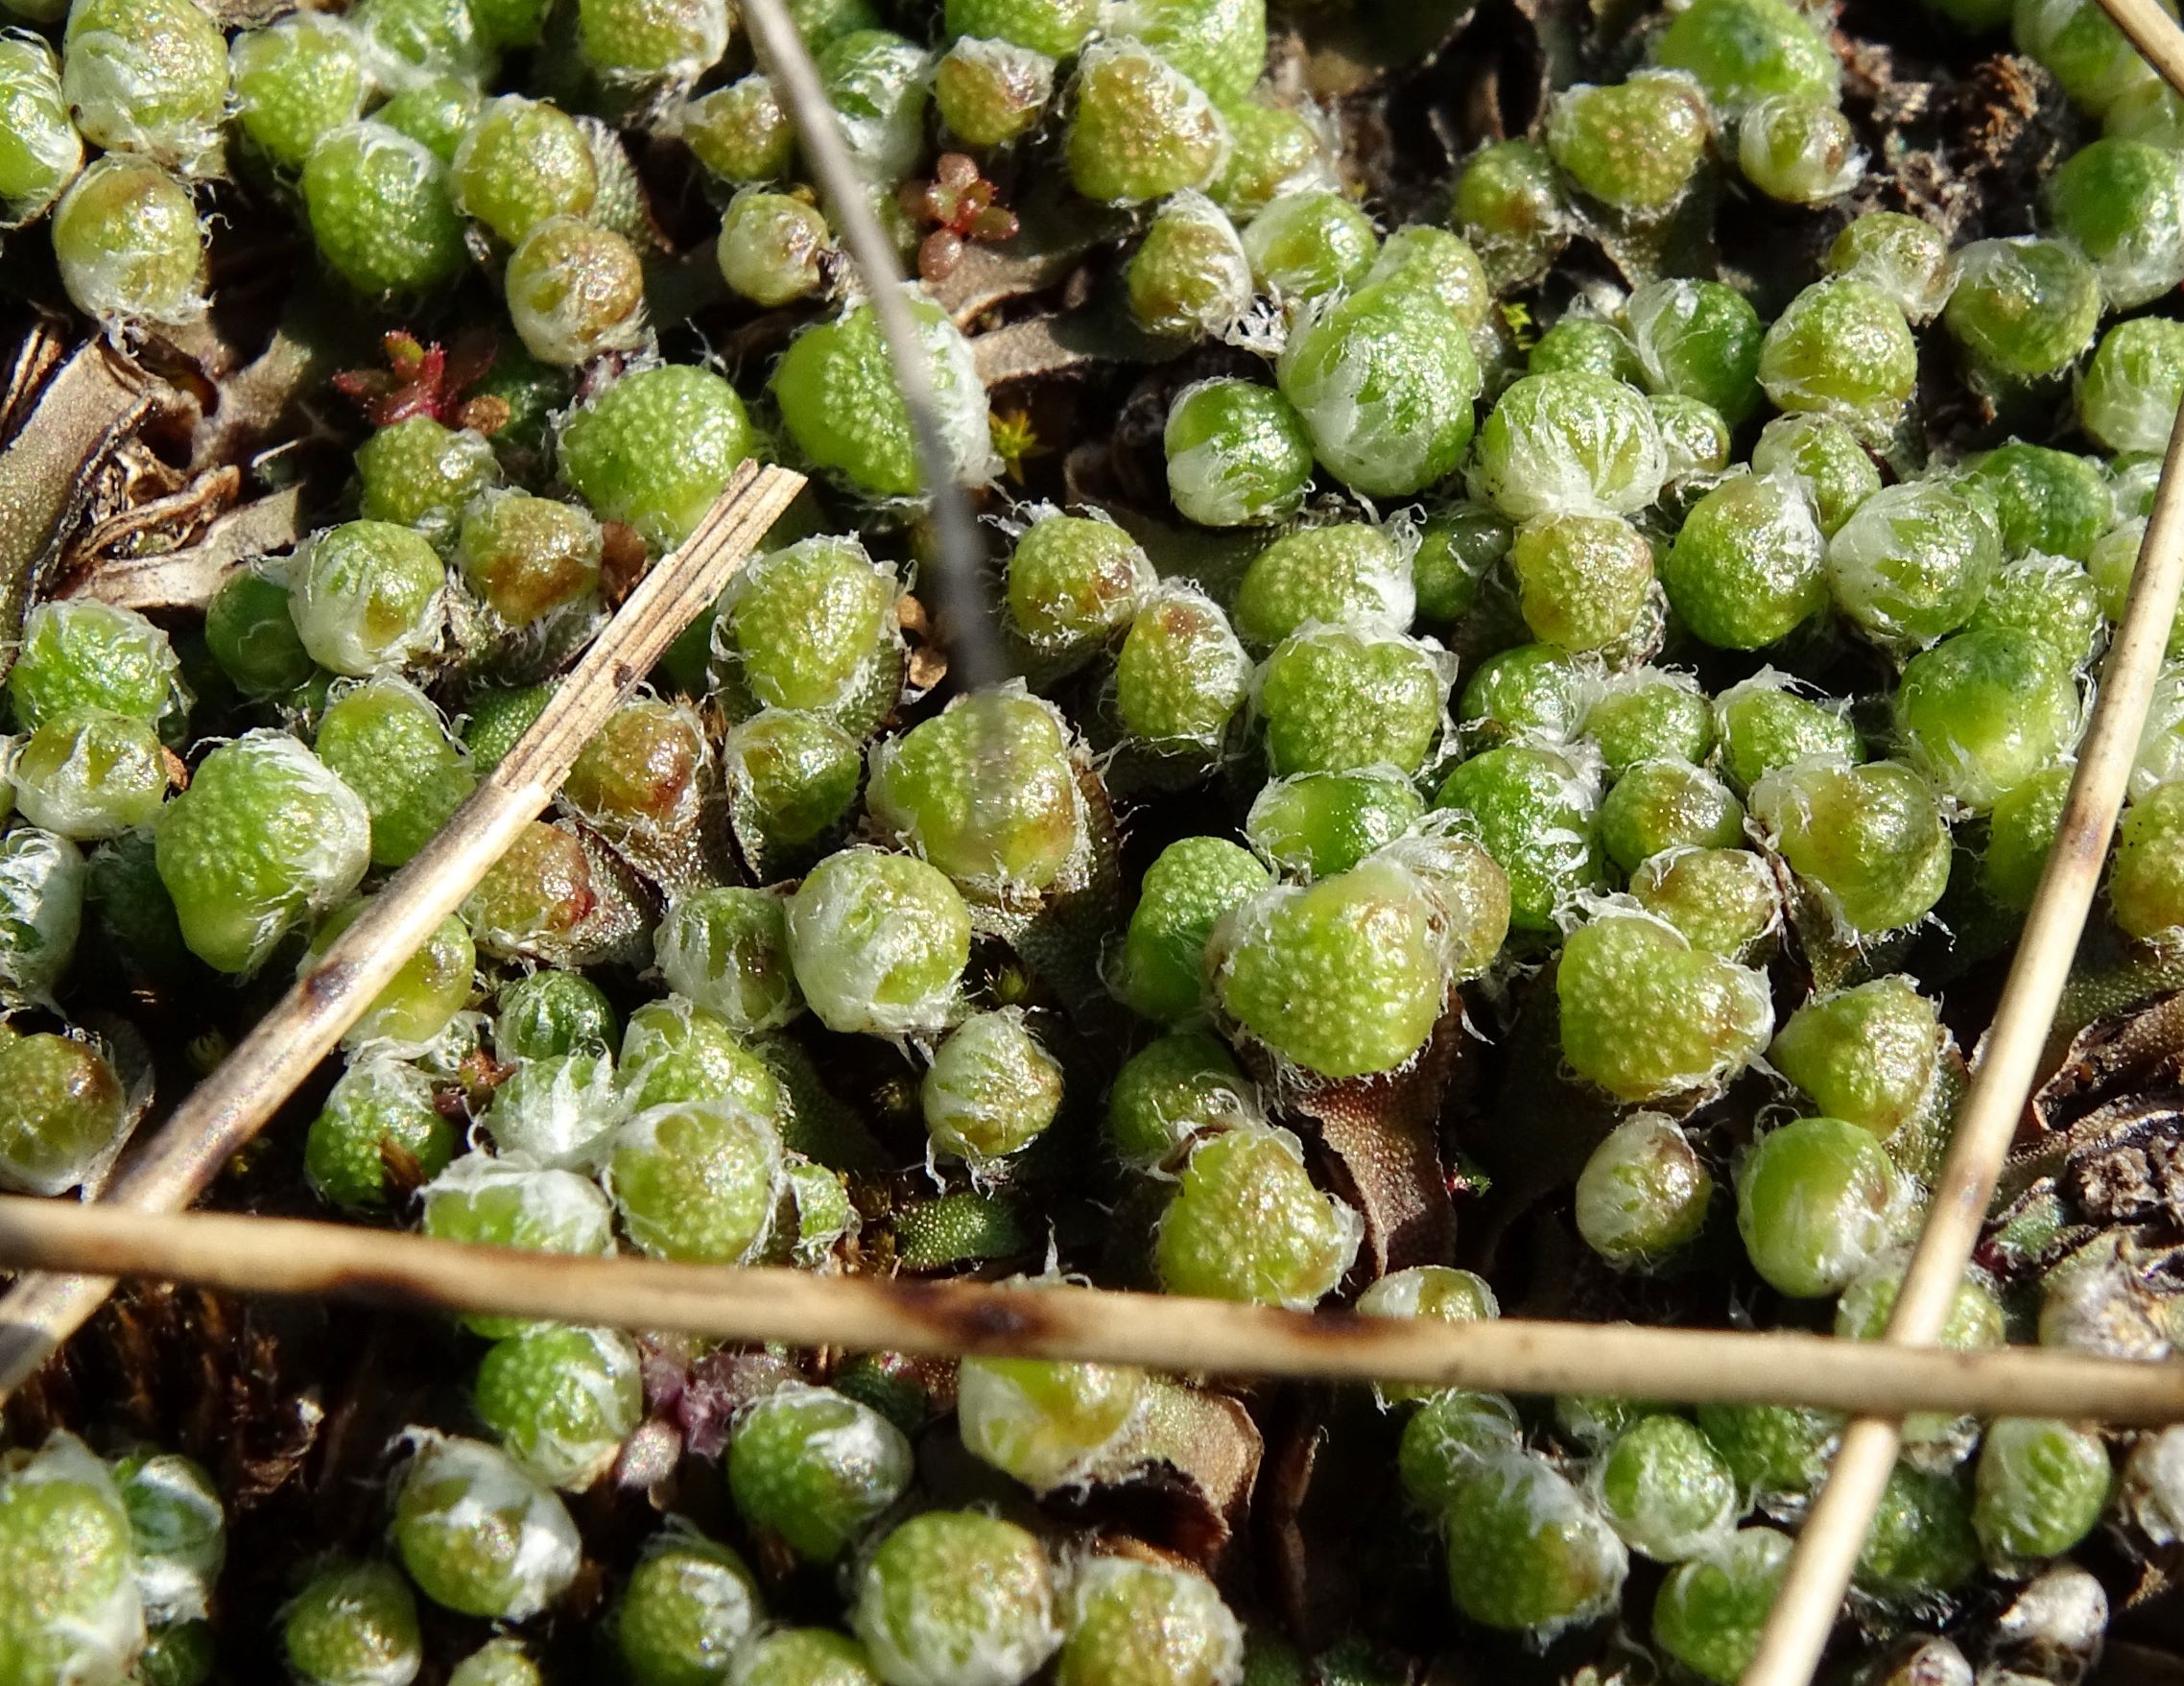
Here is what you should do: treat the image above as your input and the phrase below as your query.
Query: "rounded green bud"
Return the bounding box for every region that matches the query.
[852,1511,1059,1686]
[1256,626,1445,778]
[303,122,467,297]
[935,37,1055,150]
[1983,762,2075,912]
[349,0,493,84]
[716,535,901,727]
[1942,236,2102,385]
[1750,414,1880,538]
[1454,138,1563,284]
[1398,1390,1524,1511]
[2112,779,2184,940]
[655,888,802,1033]
[204,564,315,698]
[1104,1030,1254,1171]
[1584,669,1712,773]
[1065,40,1227,205]
[0,35,82,226]
[283,1558,421,1686]
[1441,1449,1628,1636]
[1547,72,1710,212]
[772,296,993,501]
[1211,98,1332,220]
[1598,759,1743,873]
[1433,744,1601,931]
[1697,1401,1841,1501]
[1509,513,1654,653]
[1966,441,2114,563]
[1235,522,1410,651]
[1357,1265,1499,1406]
[728,1385,912,1564]
[867,690,1087,896]
[1973,1418,2111,1572]
[730,1630,879,1686]
[0,1032,127,1198]
[61,0,226,172]
[393,1435,581,1620]
[506,216,648,367]
[1825,210,1954,324]
[51,154,204,325]
[1531,317,1645,384]
[1651,1528,1794,1686]
[1758,278,1917,438]
[1835,1259,2004,1457]
[475,1323,641,1490]
[1736,1115,1898,1296]
[289,520,445,677]
[560,365,754,554]
[1365,226,1490,330]
[496,968,617,1060]
[10,707,169,841]
[0,825,83,999]
[1004,514,1154,660]
[2081,316,2184,455]
[1241,188,1378,302]
[615,1532,763,1686]
[1713,674,1862,794]
[1825,478,2001,652]
[1115,585,1251,755]
[1131,191,1254,339]
[1246,769,1425,881]
[681,75,793,183]
[921,1008,1062,1165]
[155,731,370,974]
[418,1152,616,1336]
[1559,909,1772,1102]
[1116,835,1270,1023]
[463,820,598,961]
[946,0,1093,55]
[1627,277,1765,423]
[317,677,476,867]
[1662,471,1827,650]
[1164,378,1316,529]
[373,75,481,161]
[1738,93,1863,202]
[1470,370,1665,522]
[787,848,971,1036]
[481,1050,621,1169]
[1751,757,1952,936]
[1629,844,1781,960]
[1576,1113,1716,1272]
[2046,137,2184,309]
[1594,1413,1737,1561]
[303,1056,455,1210]
[1855,1462,1980,1603]
[2015,0,2165,113]
[450,94,596,245]
[311,899,473,1051]
[1276,283,1482,499]
[1212,859,1446,1079]
[1411,503,1511,627]
[959,1353,1147,1489]
[814,29,928,180]
[722,709,864,867]
[1155,1122,1361,1306]
[457,490,603,629]
[718,189,831,309]
[1653,0,1838,108]
[1651,394,1734,482]
[1056,1558,1242,1686]
[451,1639,543,1686]
[616,994,778,1116]
[355,416,499,547]
[1895,631,2081,811]
[576,0,727,82]
[1769,976,1940,1140]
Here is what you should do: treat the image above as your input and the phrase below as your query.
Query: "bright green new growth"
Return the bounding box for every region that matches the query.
[731,1629,880,1686]
[1276,283,1482,499]
[1242,188,1378,301]
[392,1435,581,1620]
[1164,379,1317,529]
[289,520,445,677]
[1972,1417,2111,1572]
[1558,911,1772,1103]
[1116,835,1271,1022]
[655,888,803,1033]
[1115,586,1252,754]
[1531,317,1644,383]
[1758,278,1917,438]
[786,847,971,1036]
[1469,370,1666,521]
[1654,0,1838,108]
[1411,504,1511,626]
[1454,139,1564,284]
[1855,1462,1980,1603]
[1065,40,1227,205]
[1750,757,1952,936]
[1583,670,1712,773]
[1574,1112,1715,1269]
[1984,763,2075,912]
[1246,769,1425,880]
[0,1031,127,1197]
[1713,674,1863,794]
[304,1057,455,1210]
[1547,73,1710,213]
[716,535,900,724]
[1738,93,1862,202]
[356,416,499,548]
[1651,1528,1794,1685]
[681,75,794,182]
[1212,98,1331,219]
[1056,1556,1244,1686]
[1004,514,1154,658]
[282,1558,421,1686]
[1440,1449,1628,1636]
[1826,211,1954,323]
[718,190,832,308]
[1825,478,2002,652]
[729,1384,913,1562]
[959,1353,1148,1489]
[615,1532,764,1686]
[867,689,1086,895]
[2046,136,2184,308]
[921,1008,1063,1165]
[10,707,170,841]
[1128,193,1251,339]
[1750,414,1881,538]
[61,0,226,172]
[1154,1123,1362,1306]
[560,365,755,554]
[154,731,371,974]
[1235,522,1411,651]
[1969,441,2113,564]
[2112,780,2184,940]
[205,565,315,699]
[303,122,468,297]
[1736,1116,1898,1296]
[1626,277,1765,423]
[1628,845,1781,959]
[1696,1402,1841,1501]
[1104,1030,1254,1171]
[576,0,727,83]
[1598,759,1744,872]
[1895,631,2080,811]
[1942,236,2102,385]
[851,1511,1059,1686]
[51,155,205,325]
[450,94,597,245]
[772,295,995,500]
[2081,316,2184,455]
[1212,858,1447,1079]
[1357,1265,1499,1405]
[497,967,618,1059]
[1595,1413,1737,1560]
[0,35,82,226]
[1434,744,1601,932]
[722,709,865,866]
[1398,1390,1524,1512]
[616,993,779,1114]
[2017,0,2164,114]
[1509,513,1654,653]
[317,677,477,867]
[1770,976,1940,1140]
[1663,471,1827,649]
[474,1323,641,1490]
[1257,626,1445,778]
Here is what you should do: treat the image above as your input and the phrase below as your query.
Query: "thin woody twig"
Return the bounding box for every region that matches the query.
[0,463,807,1400]
[1,1199,2183,1421]
[1740,401,2184,1685]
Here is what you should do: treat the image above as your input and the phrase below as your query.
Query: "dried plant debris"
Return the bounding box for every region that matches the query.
[13,0,2184,1675]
